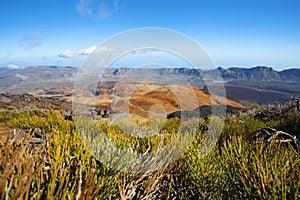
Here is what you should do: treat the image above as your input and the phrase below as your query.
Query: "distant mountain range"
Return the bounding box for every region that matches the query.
[217,66,300,82]
[0,66,76,93]
[0,65,299,106]
[109,66,300,82]
[1,65,299,83]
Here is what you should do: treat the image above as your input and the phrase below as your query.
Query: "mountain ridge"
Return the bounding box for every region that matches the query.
[216,66,300,82]
[108,66,300,82]
[1,65,299,82]
[0,65,299,106]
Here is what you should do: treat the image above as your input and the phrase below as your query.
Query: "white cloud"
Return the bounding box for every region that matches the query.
[59,46,96,58]
[76,0,93,16]
[59,49,77,58]
[59,45,119,58]
[127,48,163,55]
[75,0,125,20]
[8,64,21,69]
[98,1,111,19]
[19,31,43,50]
[96,46,120,53]
[16,74,28,81]
[83,45,98,54]
[114,0,119,11]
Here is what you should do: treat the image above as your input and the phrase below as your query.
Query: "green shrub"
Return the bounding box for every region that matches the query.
[0,107,299,199]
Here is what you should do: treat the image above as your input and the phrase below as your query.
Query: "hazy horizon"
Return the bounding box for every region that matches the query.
[1,64,300,71]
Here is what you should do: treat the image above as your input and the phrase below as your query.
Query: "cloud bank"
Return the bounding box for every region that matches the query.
[59,46,119,58]
[8,64,21,69]
[59,46,97,58]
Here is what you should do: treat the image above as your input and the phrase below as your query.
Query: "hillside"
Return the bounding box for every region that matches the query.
[94,83,244,119]
[27,83,244,120]
[0,66,76,94]
[0,66,299,106]
[216,66,300,82]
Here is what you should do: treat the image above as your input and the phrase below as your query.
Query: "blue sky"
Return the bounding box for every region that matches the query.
[0,0,300,70]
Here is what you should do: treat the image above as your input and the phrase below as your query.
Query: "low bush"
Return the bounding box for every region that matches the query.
[0,106,299,199]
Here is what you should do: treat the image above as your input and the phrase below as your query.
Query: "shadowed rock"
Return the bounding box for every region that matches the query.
[167,105,241,119]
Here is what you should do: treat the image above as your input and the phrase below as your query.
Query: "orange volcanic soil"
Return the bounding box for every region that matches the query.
[33,83,245,118]
[126,84,244,117]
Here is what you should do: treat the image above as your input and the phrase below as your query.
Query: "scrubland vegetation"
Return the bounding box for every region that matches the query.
[0,102,299,199]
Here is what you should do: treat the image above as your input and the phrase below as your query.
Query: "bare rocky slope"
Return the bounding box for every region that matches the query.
[0,93,72,114]
[0,65,299,106]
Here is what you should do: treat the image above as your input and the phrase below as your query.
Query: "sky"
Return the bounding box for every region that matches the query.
[0,0,300,70]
